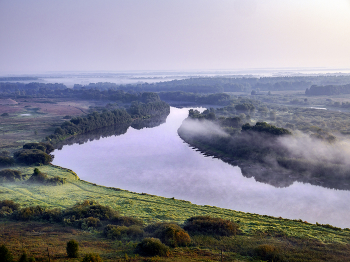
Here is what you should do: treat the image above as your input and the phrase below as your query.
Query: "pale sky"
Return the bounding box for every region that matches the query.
[0,0,350,73]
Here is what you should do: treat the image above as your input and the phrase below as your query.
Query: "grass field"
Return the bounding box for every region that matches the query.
[0,98,103,152]
[2,165,350,261]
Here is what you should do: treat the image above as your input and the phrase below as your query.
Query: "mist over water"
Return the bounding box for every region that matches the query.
[53,107,350,228]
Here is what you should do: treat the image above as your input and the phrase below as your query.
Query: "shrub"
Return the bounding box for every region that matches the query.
[66,240,79,258]
[135,238,169,257]
[18,252,28,262]
[64,200,119,221]
[22,142,54,154]
[81,253,102,262]
[15,206,46,221]
[0,200,20,217]
[145,223,191,247]
[0,156,15,167]
[255,244,280,262]
[111,216,143,227]
[81,217,102,229]
[104,224,144,240]
[184,216,239,236]
[13,149,53,165]
[0,244,13,262]
[0,169,23,182]
[27,168,66,186]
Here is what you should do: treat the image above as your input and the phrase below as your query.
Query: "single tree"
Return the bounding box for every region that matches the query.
[66,240,79,258]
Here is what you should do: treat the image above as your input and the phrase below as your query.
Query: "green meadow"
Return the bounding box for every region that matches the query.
[1,164,350,244]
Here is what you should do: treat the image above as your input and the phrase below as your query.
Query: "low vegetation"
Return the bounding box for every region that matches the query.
[2,75,350,261]
[1,164,350,261]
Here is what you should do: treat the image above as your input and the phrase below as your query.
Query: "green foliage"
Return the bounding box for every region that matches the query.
[242,122,291,136]
[15,206,46,221]
[81,253,102,262]
[306,84,350,96]
[13,149,53,165]
[135,238,169,257]
[145,223,191,247]
[255,244,280,262]
[64,200,119,221]
[111,216,143,227]
[0,169,23,183]
[18,252,28,262]
[316,222,342,231]
[0,245,13,262]
[82,217,102,229]
[27,168,66,186]
[159,91,230,105]
[235,103,255,113]
[103,224,144,240]
[47,108,136,143]
[22,142,54,154]
[0,200,20,217]
[66,240,79,258]
[184,216,239,236]
[0,156,15,167]
[128,101,170,118]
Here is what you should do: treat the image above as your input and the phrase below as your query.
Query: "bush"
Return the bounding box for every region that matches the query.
[18,252,28,262]
[184,216,239,236]
[103,224,144,240]
[81,217,102,229]
[0,244,13,262]
[81,253,102,262]
[255,244,280,261]
[0,156,15,167]
[27,168,66,186]
[111,216,143,227]
[64,200,119,221]
[13,149,53,165]
[22,142,54,154]
[15,206,46,221]
[66,240,79,258]
[0,169,23,182]
[0,200,20,217]
[135,238,169,257]
[145,223,191,247]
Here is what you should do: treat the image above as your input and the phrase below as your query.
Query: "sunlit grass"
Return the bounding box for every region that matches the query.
[1,164,350,247]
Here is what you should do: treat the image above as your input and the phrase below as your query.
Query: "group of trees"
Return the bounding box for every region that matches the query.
[159,91,231,105]
[179,108,350,189]
[305,84,350,95]
[46,99,170,144]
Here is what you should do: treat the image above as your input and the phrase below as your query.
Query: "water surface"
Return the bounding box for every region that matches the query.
[53,107,350,228]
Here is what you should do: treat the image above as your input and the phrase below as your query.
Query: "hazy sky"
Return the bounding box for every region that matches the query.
[1,0,350,73]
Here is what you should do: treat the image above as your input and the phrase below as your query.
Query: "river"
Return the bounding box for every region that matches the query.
[52,107,350,228]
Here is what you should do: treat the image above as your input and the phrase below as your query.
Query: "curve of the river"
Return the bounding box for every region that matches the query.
[53,107,350,228]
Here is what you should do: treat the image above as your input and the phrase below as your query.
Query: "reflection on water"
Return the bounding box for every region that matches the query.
[53,107,350,228]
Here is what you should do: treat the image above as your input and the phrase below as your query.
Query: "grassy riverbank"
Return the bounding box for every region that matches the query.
[2,164,350,261]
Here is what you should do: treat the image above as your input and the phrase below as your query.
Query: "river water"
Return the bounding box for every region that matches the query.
[52,107,350,228]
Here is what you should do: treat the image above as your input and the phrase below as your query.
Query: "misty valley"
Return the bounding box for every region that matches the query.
[3,72,350,261]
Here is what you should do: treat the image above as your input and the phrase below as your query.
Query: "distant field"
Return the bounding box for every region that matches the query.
[0,98,103,152]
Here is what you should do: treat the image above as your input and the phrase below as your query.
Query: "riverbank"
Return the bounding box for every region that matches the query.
[2,164,350,261]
